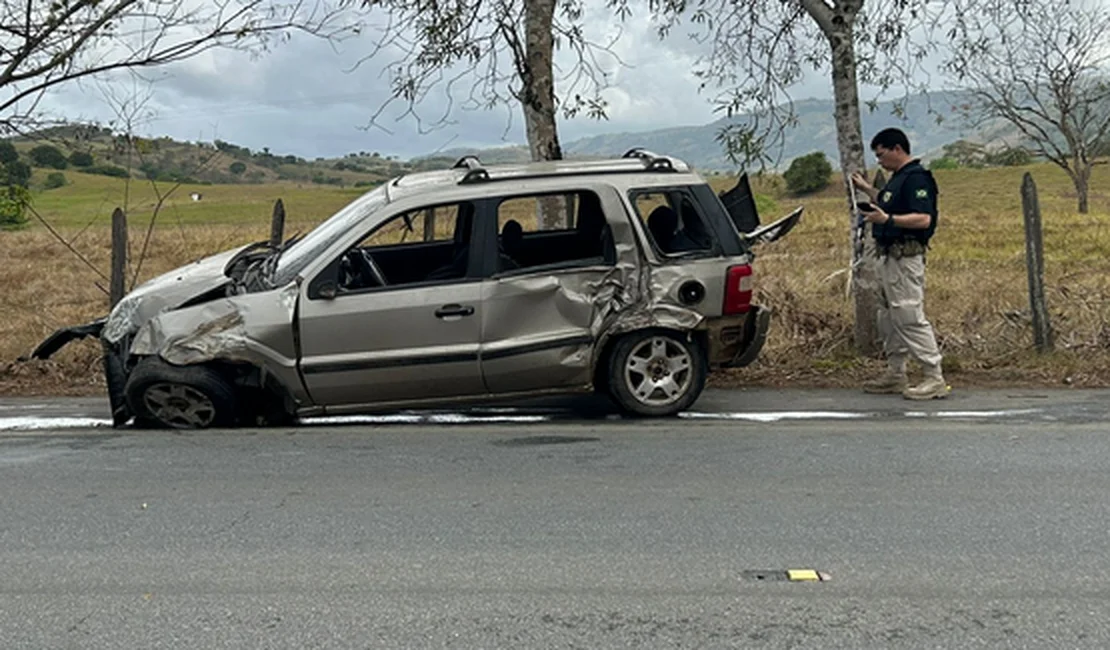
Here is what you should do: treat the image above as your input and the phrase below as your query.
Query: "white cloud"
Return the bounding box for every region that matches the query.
[29,2,865,160]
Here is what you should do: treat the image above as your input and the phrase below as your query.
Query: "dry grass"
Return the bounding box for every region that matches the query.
[711,162,1110,389]
[3,161,1110,396]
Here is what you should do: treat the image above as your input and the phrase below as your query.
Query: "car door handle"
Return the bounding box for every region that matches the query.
[434,304,474,318]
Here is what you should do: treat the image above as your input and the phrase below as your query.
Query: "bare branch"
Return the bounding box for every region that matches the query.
[1,0,359,131]
[350,0,620,150]
[943,0,1110,212]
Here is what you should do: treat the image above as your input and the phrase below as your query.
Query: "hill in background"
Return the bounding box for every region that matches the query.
[7,90,1012,187]
[428,91,1008,172]
[7,124,444,188]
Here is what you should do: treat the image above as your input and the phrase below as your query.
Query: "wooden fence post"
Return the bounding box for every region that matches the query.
[423,207,436,241]
[270,198,285,247]
[1020,172,1054,352]
[110,207,127,308]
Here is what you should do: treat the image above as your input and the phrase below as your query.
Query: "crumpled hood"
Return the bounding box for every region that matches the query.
[102,245,250,344]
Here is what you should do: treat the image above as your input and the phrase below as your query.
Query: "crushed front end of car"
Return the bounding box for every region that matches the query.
[30,241,284,427]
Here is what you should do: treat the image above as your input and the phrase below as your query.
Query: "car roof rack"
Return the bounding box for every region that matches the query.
[454,149,689,186]
[453,155,490,184]
[621,148,680,171]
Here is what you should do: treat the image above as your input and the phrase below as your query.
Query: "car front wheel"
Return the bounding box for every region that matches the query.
[125,357,237,429]
[607,330,707,417]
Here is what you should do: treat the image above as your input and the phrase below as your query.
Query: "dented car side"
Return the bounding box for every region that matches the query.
[33,152,795,428]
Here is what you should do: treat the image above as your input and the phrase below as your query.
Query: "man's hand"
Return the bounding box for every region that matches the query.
[859,203,889,225]
[850,171,874,194]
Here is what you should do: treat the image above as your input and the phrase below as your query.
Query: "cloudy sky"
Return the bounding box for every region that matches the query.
[27,0,1031,162]
[24,1,855,162]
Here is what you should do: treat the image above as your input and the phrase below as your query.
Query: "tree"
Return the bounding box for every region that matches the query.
[0,140,30,228]
[943,0,1110,213]
[43,171,67,189]
[29,144,67,169]
[941,139,987,168]
[353,0,613,226]
[986,146,1032,167]
[0,1,356,134]
[229,161,248,175]
[69,150,94,167]
[0,139,18,165]
[784,151,833,194]
[638,0,954,354]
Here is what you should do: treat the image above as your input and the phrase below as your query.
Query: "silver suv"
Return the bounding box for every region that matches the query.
[33,150,800,429]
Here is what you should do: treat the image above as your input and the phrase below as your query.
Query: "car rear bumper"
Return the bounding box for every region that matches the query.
[706,305,771,368]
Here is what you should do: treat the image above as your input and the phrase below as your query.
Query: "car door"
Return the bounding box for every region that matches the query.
[477,187,620,394]
[297,201,488,408]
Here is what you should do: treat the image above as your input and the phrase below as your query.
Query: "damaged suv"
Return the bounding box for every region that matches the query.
[33,150,800,429]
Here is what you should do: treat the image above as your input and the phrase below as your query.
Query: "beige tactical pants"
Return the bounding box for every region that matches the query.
[877,253,943,376]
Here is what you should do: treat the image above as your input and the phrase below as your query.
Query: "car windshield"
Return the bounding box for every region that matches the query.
[271,186,389,286]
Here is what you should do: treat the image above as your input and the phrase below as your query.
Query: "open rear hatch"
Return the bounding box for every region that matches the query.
[718,172,804,245]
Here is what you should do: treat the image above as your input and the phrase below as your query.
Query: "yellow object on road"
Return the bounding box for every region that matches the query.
[786,569,820,581]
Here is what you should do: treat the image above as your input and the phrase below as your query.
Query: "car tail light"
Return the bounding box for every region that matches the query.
[723,264,753,314]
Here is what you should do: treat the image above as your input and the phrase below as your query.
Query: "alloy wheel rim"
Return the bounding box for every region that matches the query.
[143,383,217,428]
[623,337,693,406]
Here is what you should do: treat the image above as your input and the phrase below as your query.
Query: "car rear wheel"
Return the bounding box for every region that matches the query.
[607,330,706,417]
[125,357,237,429]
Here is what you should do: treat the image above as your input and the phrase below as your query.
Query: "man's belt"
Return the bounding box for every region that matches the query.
[877,239,927,259]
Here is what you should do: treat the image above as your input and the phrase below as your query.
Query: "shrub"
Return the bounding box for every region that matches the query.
[0,141,32,190]
[1,159,31,187]
[29,144,68,169]
[69,151,94,167]
[311,173,343,186]
[0,140,18,165]
[85,164,130,178]
[229,161,247,175]
[928,157,959,170]
[783,151,833,195]
[941,139,986,168]
[44,172,67,189]
[0,185,30,229]
[987,147,1031,167]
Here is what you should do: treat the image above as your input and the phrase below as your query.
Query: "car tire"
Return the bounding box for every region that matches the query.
[125,357,238,429]
[607,330,706,417]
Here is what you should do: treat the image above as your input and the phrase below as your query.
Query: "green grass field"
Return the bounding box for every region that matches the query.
[2,161,1108,396]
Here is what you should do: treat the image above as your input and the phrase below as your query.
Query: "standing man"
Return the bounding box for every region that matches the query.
[850,127,949,400]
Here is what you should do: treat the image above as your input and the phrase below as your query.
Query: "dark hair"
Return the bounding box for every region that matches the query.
[870,128,911,155]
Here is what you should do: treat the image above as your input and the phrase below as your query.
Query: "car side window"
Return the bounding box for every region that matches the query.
[630,188,715,256]
[336,202,474,292]
[494,190,615,274]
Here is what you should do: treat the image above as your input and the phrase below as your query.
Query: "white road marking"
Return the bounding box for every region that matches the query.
[904,409,1042,418]
[0,407,1046,431]
[302,414,551,425]
[679,411,870,423]
[0,417,113,431]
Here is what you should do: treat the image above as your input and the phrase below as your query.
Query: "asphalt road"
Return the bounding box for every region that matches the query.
[3,388,1110,648]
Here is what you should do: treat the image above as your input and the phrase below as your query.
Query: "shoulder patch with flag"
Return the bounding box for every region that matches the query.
[915,188,928,199]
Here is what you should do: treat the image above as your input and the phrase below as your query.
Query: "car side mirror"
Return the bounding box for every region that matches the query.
[317,281,338,299]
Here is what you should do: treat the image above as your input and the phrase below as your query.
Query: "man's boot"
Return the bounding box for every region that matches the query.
[862,369,907,394]
[903,375,950,400]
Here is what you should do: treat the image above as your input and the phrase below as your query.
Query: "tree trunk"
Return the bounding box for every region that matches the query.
[801,0,880,355]
[522,0,567,229]
[825,17,881,356]
[1075,166,1090,214]
[522,0,562,164]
